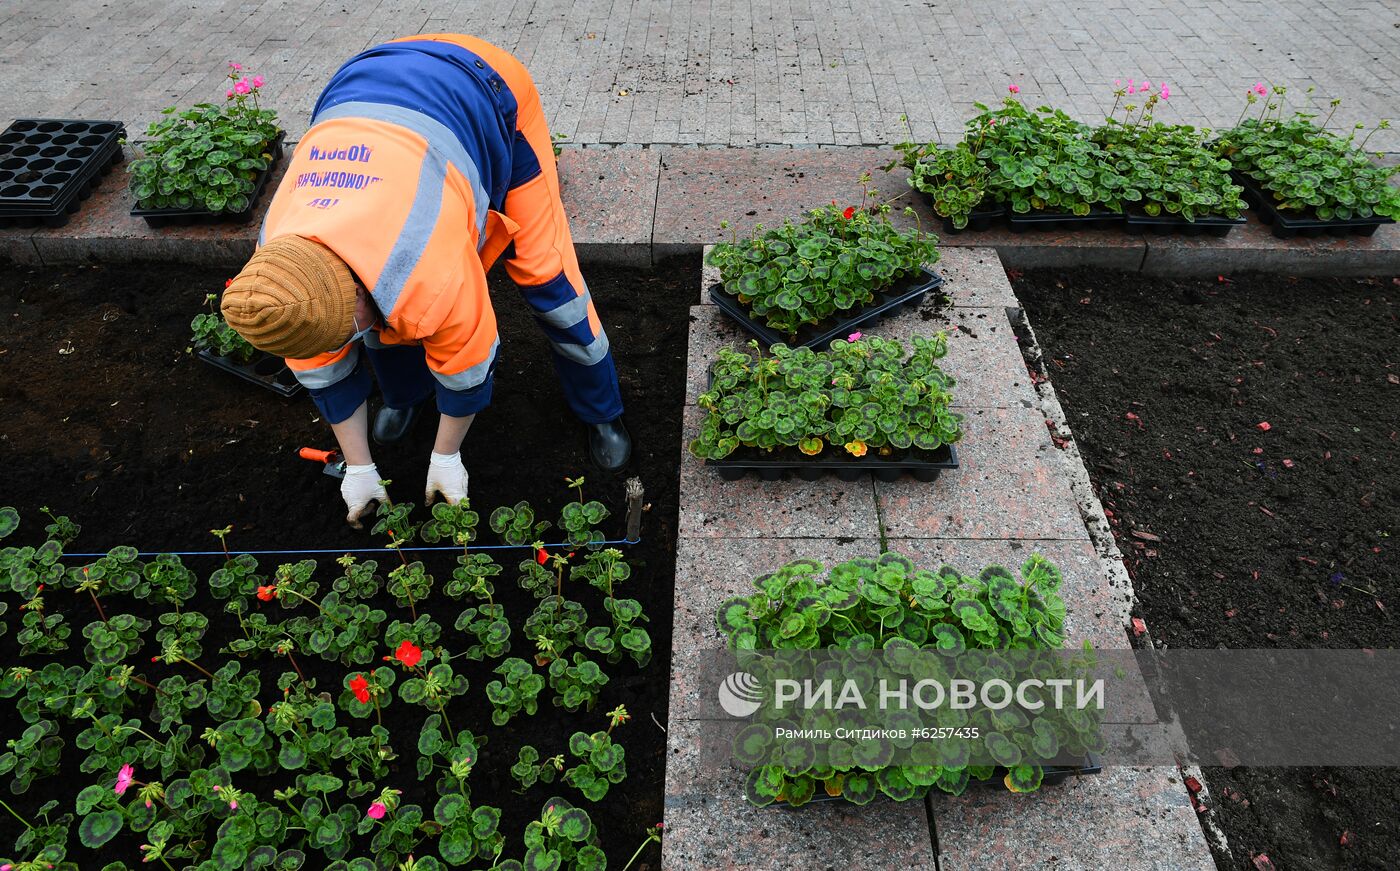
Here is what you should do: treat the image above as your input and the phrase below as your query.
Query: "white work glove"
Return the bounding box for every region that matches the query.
[341,464,388,529]
[425,451,469,506]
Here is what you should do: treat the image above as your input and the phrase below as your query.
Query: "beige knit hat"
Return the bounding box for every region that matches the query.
[221,236,358,359]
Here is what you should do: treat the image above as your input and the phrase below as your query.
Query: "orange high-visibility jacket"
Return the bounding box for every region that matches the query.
[258,35,612,412]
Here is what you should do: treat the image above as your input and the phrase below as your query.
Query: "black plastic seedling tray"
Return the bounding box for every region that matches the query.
[0,119,125,228]
[1006,207,1123,232]
[709,266,944,351]
[781,753,1103,806]
[1123,210,1246,237]
[932,197,1007,235]
[197,348,303,397]
[132,132,286,227]
[706,442,958,482]
[1233,172,1394,239]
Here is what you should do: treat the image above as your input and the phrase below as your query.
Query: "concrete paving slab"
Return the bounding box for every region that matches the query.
[677,405,881,540]
[876,405,1089,541]
[668,536,881,721]
[556,147,660,267]
[652,146,901,258]
[1140,218,1400,277]
[934,247,1021,309]
[874,305,1037,410]
[933,765,1214,871]
[663,719,937,871]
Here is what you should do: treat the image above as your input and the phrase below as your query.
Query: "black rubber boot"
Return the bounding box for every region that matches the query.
[588,418,632,471]
[372,403,423,446]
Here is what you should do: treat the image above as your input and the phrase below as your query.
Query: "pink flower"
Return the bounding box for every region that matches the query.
[1126,84,1135,94]
[115,763,135,795]
[1008,83,1020,94]
[229,799,238,810]
[1141,80,1151,92]
[233,79,251,96]
[847,331,862,341]
[1114,79,1121,86]
[367,802,387,819]
[252,75,265,89]
[1160,83,1170,100]
[229,62,243,71]
[1254,82,1267,96]
[226,89,235,99]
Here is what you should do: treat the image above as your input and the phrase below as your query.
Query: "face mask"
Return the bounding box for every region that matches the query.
[348,315,375,344]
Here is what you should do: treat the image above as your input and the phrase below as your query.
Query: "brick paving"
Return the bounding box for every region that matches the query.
[1,0,1397,149]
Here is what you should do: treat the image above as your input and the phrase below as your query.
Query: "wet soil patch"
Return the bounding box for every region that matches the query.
[1015,268,1399,871]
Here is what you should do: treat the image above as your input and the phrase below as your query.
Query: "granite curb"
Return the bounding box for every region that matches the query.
[1,146,1394,279]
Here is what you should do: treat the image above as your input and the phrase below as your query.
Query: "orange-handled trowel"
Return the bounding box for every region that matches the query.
[298,447,347,480]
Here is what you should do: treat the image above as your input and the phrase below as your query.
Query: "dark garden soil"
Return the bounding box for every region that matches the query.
[1014,268,1399,871]
[0,254,699,866]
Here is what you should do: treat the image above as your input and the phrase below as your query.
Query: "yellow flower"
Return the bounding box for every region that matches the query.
[844,440,868,457]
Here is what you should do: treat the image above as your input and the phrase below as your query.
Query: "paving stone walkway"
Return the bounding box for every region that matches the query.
[662,246,1217,869]
[2,0,1397,150]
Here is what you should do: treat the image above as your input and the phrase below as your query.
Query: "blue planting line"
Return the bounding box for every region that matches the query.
[57,538,641,559]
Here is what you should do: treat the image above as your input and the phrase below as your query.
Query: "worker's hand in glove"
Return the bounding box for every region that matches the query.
[425,451,469,506]
[341,464,388,529]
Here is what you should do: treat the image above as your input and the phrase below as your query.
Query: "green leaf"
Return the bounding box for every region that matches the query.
[79,809,125,848]
[439,825,476,864]
[435,792,467,824]
[524,846,563,871]
[0,506,18,540]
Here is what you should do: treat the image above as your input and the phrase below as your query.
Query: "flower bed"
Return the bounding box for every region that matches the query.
[0,257,698,871]
[689,336,962,477]
[714,553,1102,808]
[0,492,664,869]
[706,197,941,346]
[1013,266,1400,870]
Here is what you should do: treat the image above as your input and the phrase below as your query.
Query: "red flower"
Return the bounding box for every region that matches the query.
[349,673,370,704]
[842,206,856,220]
[394,639,422,668]
[225,278,234,288]
[256,585,277,601]
[536,547,549,565]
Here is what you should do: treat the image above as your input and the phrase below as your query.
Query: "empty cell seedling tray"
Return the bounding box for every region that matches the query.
[197,348,304,397]
[706,442,959,483]
[1233,172,1395,239]
[131,132,286,227]
[1006,207,1122,233]
[1123,210,1246,237]
[0,119,125,228]
[709,266,945,352]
